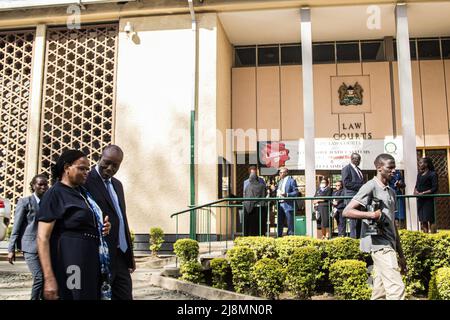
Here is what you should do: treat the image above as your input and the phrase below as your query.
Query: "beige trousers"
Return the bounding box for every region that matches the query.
[371,247,406,300]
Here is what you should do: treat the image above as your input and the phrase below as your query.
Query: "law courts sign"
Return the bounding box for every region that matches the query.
[258,138,404,171]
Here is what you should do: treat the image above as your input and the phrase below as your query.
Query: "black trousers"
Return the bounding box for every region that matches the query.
[244,207,268,236]
[111,249,133,300]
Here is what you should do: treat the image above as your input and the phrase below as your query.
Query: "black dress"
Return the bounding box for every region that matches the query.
[415,171,438,223]
[243,179,267,236]
[315,187,333,228]
[38,181,101,300]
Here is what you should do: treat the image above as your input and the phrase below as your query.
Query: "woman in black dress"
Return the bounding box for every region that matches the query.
[243,173,267,236]
[414,157,438,233]
[37,150,112,300]
[313,178,333,239]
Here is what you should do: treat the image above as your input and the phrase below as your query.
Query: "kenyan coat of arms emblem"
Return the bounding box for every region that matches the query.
[338,82,363,106]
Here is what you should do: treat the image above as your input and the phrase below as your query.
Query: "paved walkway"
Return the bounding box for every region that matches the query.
[0,260,200,300]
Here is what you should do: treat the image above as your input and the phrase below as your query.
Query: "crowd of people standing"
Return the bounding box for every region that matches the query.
[241,152,439,238]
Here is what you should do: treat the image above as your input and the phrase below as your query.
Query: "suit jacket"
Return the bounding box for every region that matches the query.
[278,176,299,211]
[341,164,364,197]
[332,189,346,210]
[8,195,39,253]
[84,168,135,270]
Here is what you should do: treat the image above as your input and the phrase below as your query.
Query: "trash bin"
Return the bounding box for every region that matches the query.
[295,215,306,235]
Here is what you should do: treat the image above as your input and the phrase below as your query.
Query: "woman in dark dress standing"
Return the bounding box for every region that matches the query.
[414,157,438,233]
[243,173,267,236]
[313,178,333,239]
[37,150,112,300]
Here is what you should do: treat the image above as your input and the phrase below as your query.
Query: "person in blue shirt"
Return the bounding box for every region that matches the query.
[388,170,406,229]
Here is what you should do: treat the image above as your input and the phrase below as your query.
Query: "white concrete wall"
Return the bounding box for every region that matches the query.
[115,13,221,235]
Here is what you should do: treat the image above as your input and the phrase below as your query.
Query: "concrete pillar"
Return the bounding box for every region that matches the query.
[24,24,46,194]
[395,4,419,231]
[300,8,316,237]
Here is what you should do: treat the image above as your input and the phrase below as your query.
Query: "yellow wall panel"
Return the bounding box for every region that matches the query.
[256,66,281,139]
[280,65,303,140]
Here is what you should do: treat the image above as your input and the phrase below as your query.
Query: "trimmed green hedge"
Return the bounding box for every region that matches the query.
[429,232,450,272]
[398,230,433,296]
[227,246,256,294]
[251,258,286,299]
[214,231,450,299]
[173,239,202,284]
[179,260,204,284]
[322,237,365,271]
[210,258,229,290]
[234,236,277,260]
[173,239,199,264]
[275,236,318,267]
[286,246,321,299]
[329,260,371,300]
[149,227,164,256]
[428,267,450,300]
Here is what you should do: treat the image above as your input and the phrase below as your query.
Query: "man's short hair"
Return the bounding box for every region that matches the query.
[374,153,395,168]
[279,166,288,173]
[102,144,123,157]
[351,152,361,158]
[248,165,257,173]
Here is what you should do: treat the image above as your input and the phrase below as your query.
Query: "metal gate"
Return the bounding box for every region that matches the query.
[0,30,35,207]
[39,24,118,177]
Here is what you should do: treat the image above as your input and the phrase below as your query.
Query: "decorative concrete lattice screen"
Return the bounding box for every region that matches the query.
[425,149,450,229]
[0,31,34,205]
[40,25,118,177]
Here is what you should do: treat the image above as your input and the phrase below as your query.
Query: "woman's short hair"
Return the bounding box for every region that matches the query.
[421,157,435,172]
[29,174,48,192]
[51,149,87,183]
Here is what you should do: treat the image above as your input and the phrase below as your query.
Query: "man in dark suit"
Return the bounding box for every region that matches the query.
[8,174,49,300]
[85,145,135,300]
[341,153,365,238]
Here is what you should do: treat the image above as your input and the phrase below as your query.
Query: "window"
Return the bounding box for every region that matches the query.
[235,47,256,67]
[393,40,417,60]
[418,39,441,59]
[442,38,450,59]
[361,41,384,61]
[336,42,359,62]
[313,43,335,64]
[281,45,301,65]
[258,46,279,66]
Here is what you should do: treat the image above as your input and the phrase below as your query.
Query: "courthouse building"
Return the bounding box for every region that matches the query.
[0,0,449,244]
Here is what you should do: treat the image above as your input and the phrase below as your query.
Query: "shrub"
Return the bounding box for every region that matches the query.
[173,239,199,264]
[428,267,450,300]
[210,258,229,290]
[234,236,277,260]
[285,246,321,299]
[251,258,286,299]
[227,246,256,294]
[149,227,165,256]
[130,230,135,249]
[322,237,364,271]
[275,236,317,267]
[429,232,450,272]
[179,260,204,284]
[329,260,371,300]
[399,230,433,295]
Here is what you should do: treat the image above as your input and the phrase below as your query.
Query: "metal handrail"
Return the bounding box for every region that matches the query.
[170,194,450,248]
[170,194,450,218]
